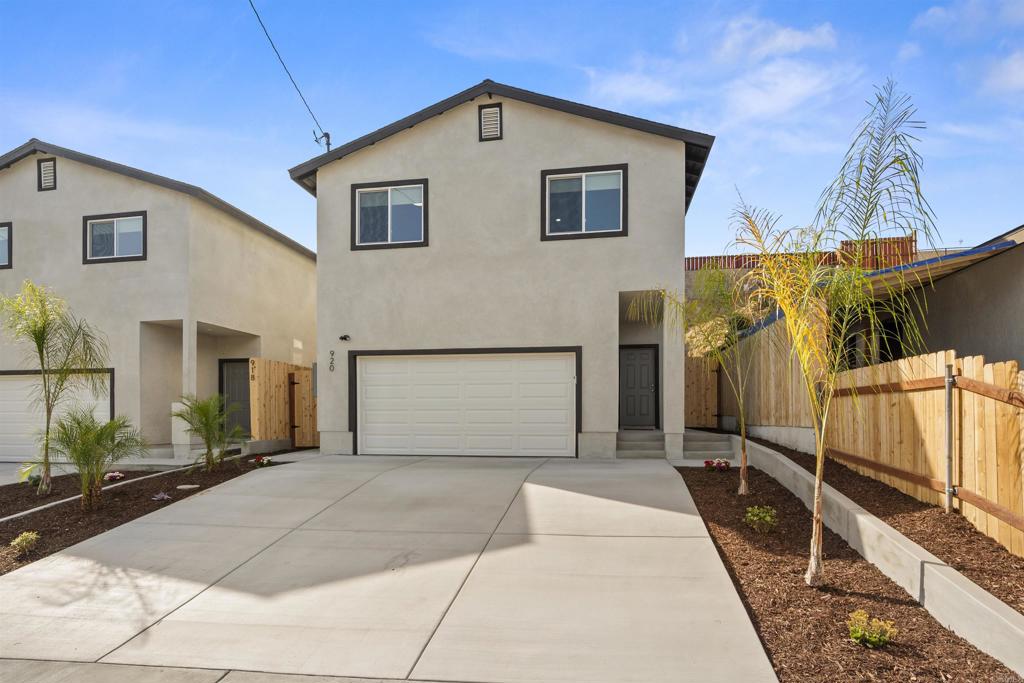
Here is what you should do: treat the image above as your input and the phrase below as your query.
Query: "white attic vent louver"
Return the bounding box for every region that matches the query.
[37,158,57,191]
[478,103,502,141]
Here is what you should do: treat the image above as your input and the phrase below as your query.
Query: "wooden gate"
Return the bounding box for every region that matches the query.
[685,356,718,428]
[249,358,319,448]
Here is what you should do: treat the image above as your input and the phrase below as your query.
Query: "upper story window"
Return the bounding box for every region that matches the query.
[82,211,147,264]
[37,158,57,191]
[0,222,11,269]
[541,164,628,241]
[351,179,428,250]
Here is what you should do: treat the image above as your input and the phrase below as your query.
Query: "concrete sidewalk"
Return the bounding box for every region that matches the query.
[0,454,776,683]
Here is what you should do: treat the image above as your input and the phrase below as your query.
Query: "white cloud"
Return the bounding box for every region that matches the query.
[913,0,1024,36]
[984,50,1024,92]
[722,59,859,124]
[897,42,923,62]
[586,69,683,106]
[715,16,837,64]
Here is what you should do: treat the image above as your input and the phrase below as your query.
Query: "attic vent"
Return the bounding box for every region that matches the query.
[478,103,502,141]
[37,158,57,191]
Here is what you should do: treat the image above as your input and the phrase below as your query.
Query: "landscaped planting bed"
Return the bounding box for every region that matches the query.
[0,470,152,518]
[678,466,1019,682]
[0,458,277,577]
[751,436,1024,617]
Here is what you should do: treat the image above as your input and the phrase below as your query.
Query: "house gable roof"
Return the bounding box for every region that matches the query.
[288,79,715,210]
[0,138,315,261]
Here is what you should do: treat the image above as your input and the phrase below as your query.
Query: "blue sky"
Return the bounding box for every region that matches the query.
[1,0,1022,255]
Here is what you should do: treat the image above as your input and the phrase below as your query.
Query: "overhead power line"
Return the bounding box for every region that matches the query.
[247,0,331,150]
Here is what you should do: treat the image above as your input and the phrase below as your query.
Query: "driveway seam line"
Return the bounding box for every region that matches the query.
[403,457,551,680]
[92,456,428,664]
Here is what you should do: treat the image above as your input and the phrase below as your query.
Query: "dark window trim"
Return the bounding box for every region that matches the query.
[619,343,660,429]
[37,157,57,192]
[478,102,503,141]
[0,221,11,270]
[0,368,115,419]
[350,179,429,251]
[82,211,148,264]
[540,163,628,241]
[348,346,582,457]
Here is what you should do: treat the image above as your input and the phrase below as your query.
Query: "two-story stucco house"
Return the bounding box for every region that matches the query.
[289,80,713,459]
[0,139,316,460]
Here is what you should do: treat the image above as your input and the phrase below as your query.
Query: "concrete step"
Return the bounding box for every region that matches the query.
[684,431,731,442]
[617,430,664,443]
[616,440,664,451]
[617,449,667,459]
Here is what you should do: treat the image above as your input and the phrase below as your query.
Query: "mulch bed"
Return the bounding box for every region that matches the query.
[0,470,152,518]
[678,466,1021,682]
[0,459,279,577]
[750,436,1024,617]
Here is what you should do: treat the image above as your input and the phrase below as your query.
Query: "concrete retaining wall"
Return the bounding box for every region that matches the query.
[742,437,1024,677]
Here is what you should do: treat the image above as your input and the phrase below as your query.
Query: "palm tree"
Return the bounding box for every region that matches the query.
[172,394,245,471]
[51,410,147,509]
[737,79,937,586]
[0,281,109,495]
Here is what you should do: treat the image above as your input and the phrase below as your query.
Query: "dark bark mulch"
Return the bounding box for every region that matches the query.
[0,470,152,518]
[679,466,1021,682]
[0,459,278,577]
[750,436,1024,616]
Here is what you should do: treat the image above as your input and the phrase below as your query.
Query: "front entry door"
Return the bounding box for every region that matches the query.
[619,346,658,428]
[220,360,252,437]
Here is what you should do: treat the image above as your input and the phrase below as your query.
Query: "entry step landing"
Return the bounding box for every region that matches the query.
[617,430,665,459]
[682,429,735,462]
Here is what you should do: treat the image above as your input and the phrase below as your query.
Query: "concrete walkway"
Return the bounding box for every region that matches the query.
[0,454,776,683]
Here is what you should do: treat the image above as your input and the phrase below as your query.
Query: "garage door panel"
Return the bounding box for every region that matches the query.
[0,374,110,460]
[358,353,575,457]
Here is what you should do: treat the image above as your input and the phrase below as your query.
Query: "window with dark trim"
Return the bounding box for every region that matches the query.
[541,163,627,241]
[478,103,503,141]
[82,211,147,264]
[37,158,57,191]
[350,179,428,250]
[0,222,11,269]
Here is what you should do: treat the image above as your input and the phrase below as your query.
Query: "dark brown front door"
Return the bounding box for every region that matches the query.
[619,346,658,428]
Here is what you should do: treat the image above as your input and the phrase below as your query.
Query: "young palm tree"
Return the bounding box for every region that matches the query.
[172,394,245,471]
[51,410,147,509]
[737,79,937,586]
[630,264,762,494]
[0,281,109,495]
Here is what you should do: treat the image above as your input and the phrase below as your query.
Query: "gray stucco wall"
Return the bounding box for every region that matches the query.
[314,96,687,457]
[919,245,1024,365]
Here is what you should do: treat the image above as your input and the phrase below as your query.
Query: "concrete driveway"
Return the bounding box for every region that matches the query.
[0,455,776,683]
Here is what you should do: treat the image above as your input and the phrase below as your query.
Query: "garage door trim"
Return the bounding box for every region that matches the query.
[348,347,582,457]
[0,367,115,420]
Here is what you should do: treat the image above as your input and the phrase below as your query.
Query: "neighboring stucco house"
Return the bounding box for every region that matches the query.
[289,80,714,459]
[0,139,316,460]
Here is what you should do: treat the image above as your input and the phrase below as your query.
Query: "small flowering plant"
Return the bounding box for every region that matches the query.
[250,456,273,468]
[704,458,731,471]
[103,471,126,482]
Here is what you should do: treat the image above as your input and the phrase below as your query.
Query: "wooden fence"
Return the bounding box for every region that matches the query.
[249,358,319,448]
[720,326,1024,558]
[685,356,718,428]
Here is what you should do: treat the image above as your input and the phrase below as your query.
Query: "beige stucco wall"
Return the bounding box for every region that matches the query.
[0,151,316,448]
[314,96,687,457]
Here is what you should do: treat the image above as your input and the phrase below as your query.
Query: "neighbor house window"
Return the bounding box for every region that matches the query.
[350,179,428,250]
[37,158,57,191]
[541,164,627,240]
[82,211,147,263]
[0,222,11,269]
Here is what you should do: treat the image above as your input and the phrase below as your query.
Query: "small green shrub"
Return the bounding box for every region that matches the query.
[847,609,898,648]
[744,505,778,533]
[10,531,40,556]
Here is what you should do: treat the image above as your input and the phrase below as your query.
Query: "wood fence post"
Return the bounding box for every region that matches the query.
[945,363,955,513]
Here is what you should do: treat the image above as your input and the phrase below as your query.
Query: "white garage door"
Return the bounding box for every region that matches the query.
[357,353,576,457]
[0,374,110,460]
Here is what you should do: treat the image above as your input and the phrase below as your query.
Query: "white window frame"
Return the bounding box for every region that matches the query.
[545,169,624,236]
[355,184,426,246]
[86,214,145,260]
